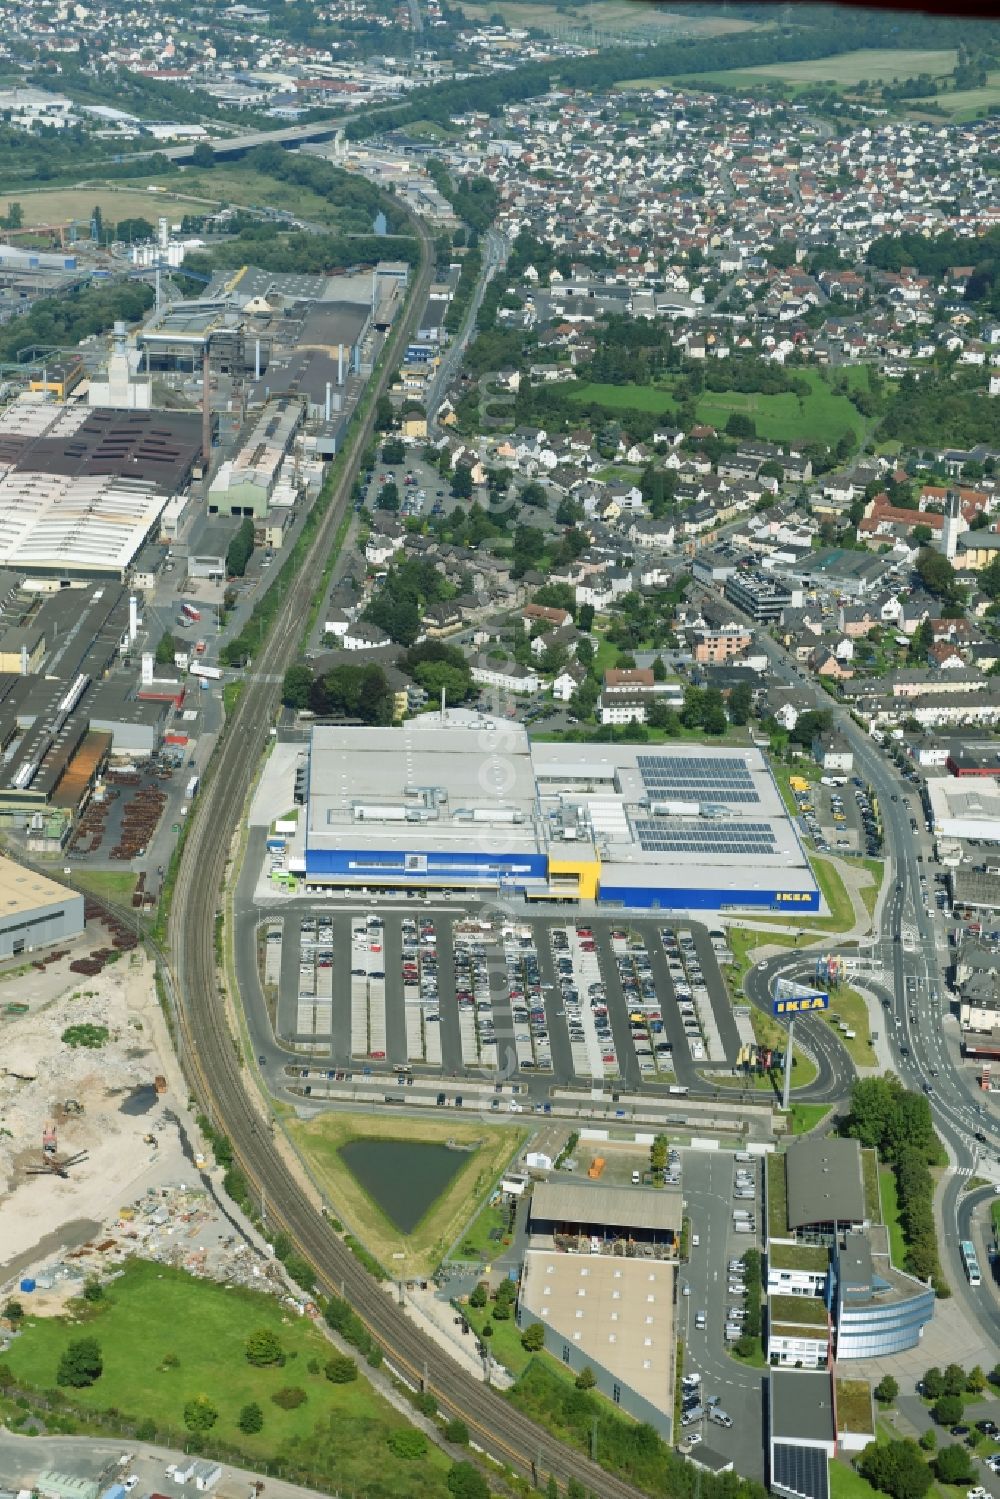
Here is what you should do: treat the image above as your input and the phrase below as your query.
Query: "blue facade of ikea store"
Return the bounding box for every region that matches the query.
[598,883,820,913]
[304,846,819,911]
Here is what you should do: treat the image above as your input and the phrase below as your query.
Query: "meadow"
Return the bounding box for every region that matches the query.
[3,1260,453,1497]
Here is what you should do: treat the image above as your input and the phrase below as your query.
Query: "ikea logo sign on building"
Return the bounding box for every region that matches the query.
[772,993,830,1016]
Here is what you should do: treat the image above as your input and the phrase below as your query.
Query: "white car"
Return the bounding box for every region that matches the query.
[692,1234,700,1247]
[124,1480,139,1494]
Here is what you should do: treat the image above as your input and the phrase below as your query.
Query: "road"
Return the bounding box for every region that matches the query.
[707,580,1000,1307]
[426,227,507,422]
[162,212,648,1495]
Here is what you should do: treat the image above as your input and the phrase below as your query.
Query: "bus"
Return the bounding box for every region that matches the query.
[961,1240,981,1287]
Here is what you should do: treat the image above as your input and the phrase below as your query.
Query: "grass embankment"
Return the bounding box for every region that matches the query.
[451,1201,510,1263]
[2,1260,453,1497]
[858,859,885,919]
[287,1113,526,1279]
[68,869,138,903]
[789,1103,832,1135]
[823,984,874,1068]
[878,1166,908,1269]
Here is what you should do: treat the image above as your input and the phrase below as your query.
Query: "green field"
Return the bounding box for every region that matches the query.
[569,381,676,414]
[3,1260,452,1497]
[822,984,873,1067]
[460,0,756,36]
[0,165,348,231]
[790,1102,832,1135]
[569,370,864,448]
[69,868,138,903]
[618,47,959,94]
[916,73,1000,118]
[287,1112,526,1278]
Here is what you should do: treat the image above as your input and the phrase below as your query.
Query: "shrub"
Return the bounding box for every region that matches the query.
[444,1418,469,1445]
[387,1428,427,1459]
[183,1395,218,1432]
[521,1323,545,1353]
[270,1387,307,1409]
[931,1394,963,1427]
[238,1402,263,1434]
[575,1366,596,1391]
[245,1328,284,1367]
[324,1355,358,1385]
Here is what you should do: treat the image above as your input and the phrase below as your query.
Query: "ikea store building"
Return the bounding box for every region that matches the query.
[301,714,819,913]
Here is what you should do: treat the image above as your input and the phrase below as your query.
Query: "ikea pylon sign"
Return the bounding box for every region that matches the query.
[772,992,829,1016]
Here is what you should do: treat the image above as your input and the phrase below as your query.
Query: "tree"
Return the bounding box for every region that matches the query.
[578,602,595,633]
[729,681,753,726]
[966,1365,987,1394]
[942,1363,967,1397]
[922,1367,945,1400]
[82,1278,104,1303]
[858,1439,933,1499]
[702,687,728,736]
[575,1365,596,1391]
[875,1375,899,1405]
[57,1337,103,1388]
[226,516,255,578]
[1,1300,23,1325]
[651,654,666,682]
[377,480,400,511]
[382,437,405,465]
[520,481,547,510]
[521,1322,545,1352]
[930,1393,963,1427]
[444,1418,469,1445]
[934,1445,975,1485]
[155,631,177,666]
[447,1462,489,1499]
[191,141,215,167]
[915,546,957,600]
[918,1428,936,1453]
[281,663,313,710]
[238,1402,263,1434]
[451,464,474,499]
[469,1282,488,1309]
[911,524,933,545]
[183,1395,219,1432]
[245,1327,284,1367]
[325,1354,358,1383]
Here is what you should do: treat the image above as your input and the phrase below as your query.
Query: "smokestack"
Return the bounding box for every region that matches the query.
[338,343,344,386]
[128,594,138,643]
[254,338,261,381]
[325,382,332,422]
[201,343,211,472]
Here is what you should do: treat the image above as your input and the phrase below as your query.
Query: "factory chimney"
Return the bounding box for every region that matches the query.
[128,594,138,643]
[325,382,332,422]
[338,342,344,386]
[201,343,212,472]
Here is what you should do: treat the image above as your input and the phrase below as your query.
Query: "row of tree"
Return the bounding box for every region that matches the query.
[844,1076,949,1293]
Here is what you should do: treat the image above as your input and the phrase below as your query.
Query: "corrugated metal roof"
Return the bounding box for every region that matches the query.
[530,1180,682,1234]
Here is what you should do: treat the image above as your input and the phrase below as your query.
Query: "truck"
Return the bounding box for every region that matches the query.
[668,1085,689,1096]
[185,774,200,800]
[181,602,201,623]
[190,660,222,681]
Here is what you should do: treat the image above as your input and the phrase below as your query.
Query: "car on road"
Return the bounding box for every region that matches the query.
[258,1054,266,1065]
[952,1425,971,1437]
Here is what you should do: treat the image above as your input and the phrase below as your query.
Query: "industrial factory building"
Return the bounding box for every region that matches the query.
[0,855,84,959]
[298,714,819,912]
[0,397,201,578]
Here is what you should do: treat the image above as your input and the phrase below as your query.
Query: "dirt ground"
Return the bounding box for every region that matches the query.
[0,929,193,1280]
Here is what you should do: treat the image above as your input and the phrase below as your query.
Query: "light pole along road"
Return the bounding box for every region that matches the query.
[162,213,649,1497]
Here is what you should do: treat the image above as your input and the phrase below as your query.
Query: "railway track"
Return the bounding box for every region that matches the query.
[162,216,649,1496]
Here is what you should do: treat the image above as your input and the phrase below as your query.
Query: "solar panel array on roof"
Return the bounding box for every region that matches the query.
[633,819,778,856]
[772,1444,829,1499]
[636,753,760,804]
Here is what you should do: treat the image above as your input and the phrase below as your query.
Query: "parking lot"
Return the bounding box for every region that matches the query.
[264,909,740,1089]
[792,775,882,858]
[677,1147,765,1477]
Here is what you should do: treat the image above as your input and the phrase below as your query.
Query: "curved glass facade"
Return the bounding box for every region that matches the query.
[835,1285,935,1359]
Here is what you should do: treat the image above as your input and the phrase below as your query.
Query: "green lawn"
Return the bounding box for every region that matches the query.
[992,1199,1000,1239]
[569,381,676,414]
[858,859,885,919]
[790,1103,832,1136]
[924,74,1000,119]
[4,1260,453,1497]
[879,1166,907,1269]
[450,1200,510,1263]
[69,868,138,903]
[830,1458,881,1499]
[696,371,863,447]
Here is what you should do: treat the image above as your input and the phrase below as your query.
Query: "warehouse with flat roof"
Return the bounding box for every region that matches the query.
[0,855,84,958]
[300,714,819,912]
